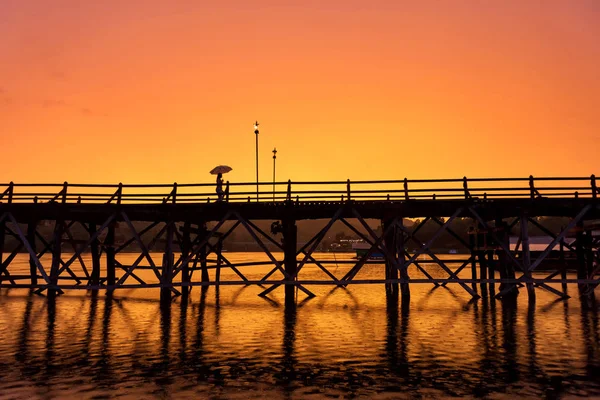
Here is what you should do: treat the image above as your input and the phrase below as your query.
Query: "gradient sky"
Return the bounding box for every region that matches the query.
[1,0,599,185]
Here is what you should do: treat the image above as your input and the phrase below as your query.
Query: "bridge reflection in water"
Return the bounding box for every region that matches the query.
[0,281,598,398]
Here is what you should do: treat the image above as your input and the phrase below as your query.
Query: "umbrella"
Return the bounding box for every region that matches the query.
[210,165,232,175]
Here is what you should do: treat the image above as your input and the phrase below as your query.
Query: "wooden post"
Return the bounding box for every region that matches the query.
[496,219,507,292]
[477,223,487,295]
[89,223,101,286]
[49,184,68,295]
[398,218,410,299]
[49,220,63,296]
[26,219,38,286]
[487,228,495,294]
[383,218,397,295]
[576,221,585,292]
[161,221,174,300]
[215,240,223,286]
[283,217,298,301]
[105,222,116,287]
[559,233,567,294]
[0,215,5,285]
[181,222,191,297]
[521,213,535,301]
[496,218,518,297]
[469,226,477,292]
[585,230,594,292]
[346,179,351,201]
[199,223,209,283]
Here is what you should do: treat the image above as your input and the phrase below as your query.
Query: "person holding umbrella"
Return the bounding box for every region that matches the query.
[210,165,232,201]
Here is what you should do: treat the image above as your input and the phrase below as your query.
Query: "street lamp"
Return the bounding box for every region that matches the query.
[254,121,259,201]
[272,147,277,201]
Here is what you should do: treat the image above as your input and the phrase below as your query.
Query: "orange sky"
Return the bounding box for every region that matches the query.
[1,1,599,185]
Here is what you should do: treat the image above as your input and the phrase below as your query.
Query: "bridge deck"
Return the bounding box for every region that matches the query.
[2,197,600,223]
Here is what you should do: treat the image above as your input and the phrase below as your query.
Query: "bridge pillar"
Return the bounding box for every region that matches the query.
[26,220,38,286]
[585,231,594,287]
[49,220,63,296]
[383,218,398,295]
[161,221,175,301]
[215,240,223,285]
[469,227,477,292]
[105,222,116,288]
[0,217,4,285]
[282,218,297,301]
[576,223,592,294]
[398,219,410,300]
[477,223,488,296]
[520,213,535,302]
[496,219,518,298]
[89,223,100,287]
[198,222,210,283]
[181,222,191,298]
[559,237,567,294]
[487,249,495,295]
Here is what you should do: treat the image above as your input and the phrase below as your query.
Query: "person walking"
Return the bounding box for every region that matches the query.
[216,172,224,201]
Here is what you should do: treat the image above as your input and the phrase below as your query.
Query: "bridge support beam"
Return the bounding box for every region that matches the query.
[49,220,63,296]
[89,223,100,287]
[0,217,4,284]
[585,231,594,291]
[199,223,210,283]
[477,223,487,296]
[398,219,410,300]
[282,218,297,301]
[520,213,535,302]
[161,221,175,301]
[105,222,116,288]
[469,228,477,292]
[27,220,38,286]
[487,230,495,295]
[496,218,518,298]
[181,222,191,298]
[383,218,398,296]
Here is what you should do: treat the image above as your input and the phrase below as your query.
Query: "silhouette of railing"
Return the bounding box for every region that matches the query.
[1,175,599,204]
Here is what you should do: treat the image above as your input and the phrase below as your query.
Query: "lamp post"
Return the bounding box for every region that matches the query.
[272,147,277,201]
[254,121,259,201]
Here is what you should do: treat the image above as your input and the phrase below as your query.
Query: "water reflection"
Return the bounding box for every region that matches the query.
[279,294,297,395]
[384,290,409,379]
[501,296,519,385]
[1,284,599,398]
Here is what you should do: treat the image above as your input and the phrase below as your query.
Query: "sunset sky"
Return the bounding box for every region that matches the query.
[1,1,599,185]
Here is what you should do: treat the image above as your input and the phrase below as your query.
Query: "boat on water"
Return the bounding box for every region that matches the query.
[352,241,384,260]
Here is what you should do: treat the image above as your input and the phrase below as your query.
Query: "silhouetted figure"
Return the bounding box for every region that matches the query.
[529,175,541,198]
[216,173,224,201]
[463,176,471,199]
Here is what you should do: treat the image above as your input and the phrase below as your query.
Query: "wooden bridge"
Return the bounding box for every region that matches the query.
[1,175,599,302]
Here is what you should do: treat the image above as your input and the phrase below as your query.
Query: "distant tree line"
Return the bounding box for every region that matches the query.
[0,216,572,253]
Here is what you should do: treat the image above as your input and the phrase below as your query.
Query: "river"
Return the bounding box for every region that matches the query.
[0,252,598,398]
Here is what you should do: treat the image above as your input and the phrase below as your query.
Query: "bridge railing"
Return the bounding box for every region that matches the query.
[0,175,598,204]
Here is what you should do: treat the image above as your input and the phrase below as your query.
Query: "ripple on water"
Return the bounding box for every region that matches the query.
[0,254,599,398]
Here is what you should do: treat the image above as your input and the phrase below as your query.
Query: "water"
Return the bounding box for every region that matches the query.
[0,253,599,399]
